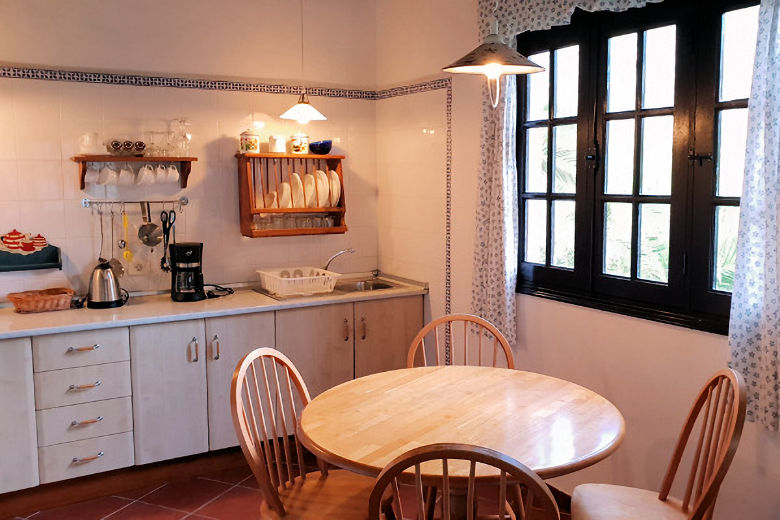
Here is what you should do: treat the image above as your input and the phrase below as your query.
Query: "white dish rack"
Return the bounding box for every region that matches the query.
[256,267,341,297]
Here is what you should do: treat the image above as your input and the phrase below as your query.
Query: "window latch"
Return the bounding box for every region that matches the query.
[688,150,713,167]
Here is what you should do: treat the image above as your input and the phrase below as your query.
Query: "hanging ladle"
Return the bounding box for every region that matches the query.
[137,201,162,247]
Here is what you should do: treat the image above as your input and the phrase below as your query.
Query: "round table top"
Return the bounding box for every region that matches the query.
[298,366,625,479]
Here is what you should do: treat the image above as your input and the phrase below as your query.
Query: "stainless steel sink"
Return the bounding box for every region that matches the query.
[334,279,396,292]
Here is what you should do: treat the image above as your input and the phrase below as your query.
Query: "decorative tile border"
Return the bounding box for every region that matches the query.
[0,66,449,101]
[1,65,454,351]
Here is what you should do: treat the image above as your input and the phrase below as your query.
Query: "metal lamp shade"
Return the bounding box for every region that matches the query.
[443,34,545,107]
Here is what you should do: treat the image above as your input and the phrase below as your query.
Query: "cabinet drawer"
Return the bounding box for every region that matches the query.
[36,397,133,447]
[38,431,134,484]
[33,328,129,372]
[34,361,131,410]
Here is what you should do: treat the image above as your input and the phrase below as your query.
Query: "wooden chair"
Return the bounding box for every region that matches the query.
[571,368,746,520]
[407,314,514,369]
[369,443,559,520]
[231,347,373,519]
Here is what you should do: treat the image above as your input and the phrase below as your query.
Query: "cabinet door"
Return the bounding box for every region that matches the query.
[0,337,38,493]
[355,296,424,378]
[275,303,354,399]
[205,313,274,451]
[130,320,207,464]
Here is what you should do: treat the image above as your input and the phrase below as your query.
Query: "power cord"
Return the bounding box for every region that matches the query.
[204,284,235,299]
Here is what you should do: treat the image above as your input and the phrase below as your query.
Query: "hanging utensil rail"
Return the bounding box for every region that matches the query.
[81,197,189,210]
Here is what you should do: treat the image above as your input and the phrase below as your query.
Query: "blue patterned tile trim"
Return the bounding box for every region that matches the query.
[0,66,450,100]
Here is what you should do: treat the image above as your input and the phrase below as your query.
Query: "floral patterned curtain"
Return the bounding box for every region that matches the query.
[471,0,663,348]
[729,0,780,431]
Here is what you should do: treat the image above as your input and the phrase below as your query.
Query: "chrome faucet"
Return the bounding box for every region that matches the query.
[323,248,355,271]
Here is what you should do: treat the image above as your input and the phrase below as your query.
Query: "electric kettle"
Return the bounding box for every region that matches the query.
[86,260,129,309]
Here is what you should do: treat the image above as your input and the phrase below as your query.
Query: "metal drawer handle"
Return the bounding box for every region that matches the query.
[191,337,199,362]
[213,334,220,360]
[343,318,350,342]
[67,344,101,353]
[70,416,104,427]
[68,380,102,391]
[361,316,367,340]
[72,451,104,464]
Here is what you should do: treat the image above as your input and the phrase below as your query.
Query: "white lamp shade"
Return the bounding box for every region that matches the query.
[442,34,545,77]
[280,92,327,124]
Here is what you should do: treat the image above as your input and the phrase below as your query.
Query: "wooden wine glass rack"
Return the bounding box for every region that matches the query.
[236,152,347,238]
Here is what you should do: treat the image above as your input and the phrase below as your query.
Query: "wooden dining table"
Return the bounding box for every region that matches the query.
[297,365,625,482]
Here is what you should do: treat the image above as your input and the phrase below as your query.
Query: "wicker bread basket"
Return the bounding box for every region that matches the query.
[7,288,75,313]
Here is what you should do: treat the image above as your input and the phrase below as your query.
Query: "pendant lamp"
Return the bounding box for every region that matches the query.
[443,6,544,108]
[281,0,326,124]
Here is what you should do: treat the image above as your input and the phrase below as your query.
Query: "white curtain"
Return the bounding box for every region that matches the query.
[729,0,780,432]
[471,0,662,348]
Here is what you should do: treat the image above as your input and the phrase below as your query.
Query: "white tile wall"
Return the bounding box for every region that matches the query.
[0,78,378,297]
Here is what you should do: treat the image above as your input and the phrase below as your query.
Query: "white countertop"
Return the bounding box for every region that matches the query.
[0,278,427,340]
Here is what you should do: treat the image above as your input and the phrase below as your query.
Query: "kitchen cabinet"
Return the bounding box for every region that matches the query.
[275,303,354,398]
[130,320,208,465]
[204,313,275,451]
[354,296,423,378]
[0,337,38,493]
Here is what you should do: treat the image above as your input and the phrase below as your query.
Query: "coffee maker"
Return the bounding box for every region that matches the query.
[169,242,206,302]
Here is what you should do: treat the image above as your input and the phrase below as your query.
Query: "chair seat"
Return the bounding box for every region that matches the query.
[259,469,374,519]
[571,483,688,520]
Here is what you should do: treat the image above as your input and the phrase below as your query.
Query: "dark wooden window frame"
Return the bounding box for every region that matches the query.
[515,0,758,334]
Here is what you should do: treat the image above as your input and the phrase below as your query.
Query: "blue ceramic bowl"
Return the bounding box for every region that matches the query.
[309,140,332,155]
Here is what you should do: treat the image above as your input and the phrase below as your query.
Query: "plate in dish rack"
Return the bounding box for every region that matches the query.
[315,170,329,207]
[328,170,341,207]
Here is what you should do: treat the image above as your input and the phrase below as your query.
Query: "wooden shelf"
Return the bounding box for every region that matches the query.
[70,155,198,189]
[236,153,347,238]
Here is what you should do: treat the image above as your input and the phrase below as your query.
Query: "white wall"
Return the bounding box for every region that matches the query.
[0,0,378,297]
[374,1,780,519]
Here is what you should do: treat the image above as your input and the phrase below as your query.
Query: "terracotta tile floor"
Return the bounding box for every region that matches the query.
[14,464,265,520]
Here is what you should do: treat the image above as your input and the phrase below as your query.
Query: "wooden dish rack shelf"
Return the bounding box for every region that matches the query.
[236,153,347,238]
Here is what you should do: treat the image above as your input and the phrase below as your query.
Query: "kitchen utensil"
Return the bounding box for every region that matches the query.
[268,135,286,153]
[328,170,341,207]
[160,209,176,272]
[121,207,133,261]
[136,164,154,184]
[86,259,128,309]
[291,134,309,154]
[138,202,162,247]
[169,242,206,302]
[118,164,134,185]
[98,164,118,185]
[108,209,124,277]
[264,191,278,209]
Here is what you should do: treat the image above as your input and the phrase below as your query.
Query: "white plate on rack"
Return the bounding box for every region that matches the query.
[315,170,329,207]
[291,173,304,208]
[264,191,277,209]
[303,174,317,208]
[278,182,292,209]
[328,170,341,207]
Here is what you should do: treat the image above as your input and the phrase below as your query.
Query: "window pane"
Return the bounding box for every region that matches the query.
[525,127,548,192]
[604,202,633,277]
[527,51,550,121]
[717,108,748,197]
[553,124,577,193]
[638,204,670,283]
[525,200,548,264]
[640,116,673,196]
[607,33,638,112]
[555,45,579,118]
[642,25,676,109]
[720,6,760,101]
[605,119,635,195]
[552,200,575,269]
[714,206,740,292]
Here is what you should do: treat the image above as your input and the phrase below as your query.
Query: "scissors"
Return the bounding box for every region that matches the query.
[160,210,176,272]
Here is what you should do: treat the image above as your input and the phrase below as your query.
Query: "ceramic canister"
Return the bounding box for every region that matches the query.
[290,134,309,154]
[240,129,261,153]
